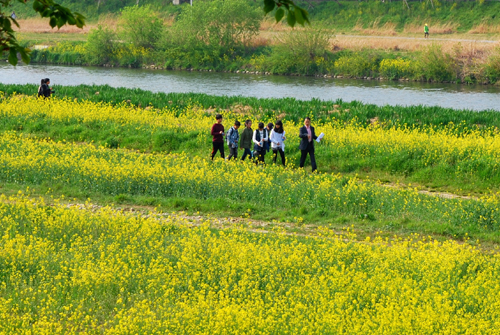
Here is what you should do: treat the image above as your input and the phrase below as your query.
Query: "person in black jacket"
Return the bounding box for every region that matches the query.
[299,117,318,172]
[37,78,54,98]
[37,79,47,98]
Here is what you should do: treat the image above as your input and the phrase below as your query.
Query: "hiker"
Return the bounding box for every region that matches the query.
[270,120,286,166]
[252,122,268,165]
[11,12,17,20]
[211,114,225,160]
[226,120,240,160]
[240,119,253,161]
[299,117,319,172]
[424,23,429,39]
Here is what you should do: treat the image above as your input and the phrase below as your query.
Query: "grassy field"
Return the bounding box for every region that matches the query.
[2,82,500,332]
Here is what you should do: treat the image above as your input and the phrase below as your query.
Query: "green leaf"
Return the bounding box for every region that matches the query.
[19,49,31,65]
[264,0,275,14]
[57,17,66,28]
[33,0,44,12]
[275,7,285,23]
[287,9,296,27]
[67,16,76,25]
[49,17,57,28]
[300,8,310,25]
[9,48,18,66]
[295,7,304,25]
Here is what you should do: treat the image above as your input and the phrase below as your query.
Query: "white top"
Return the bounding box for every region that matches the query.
[270,129,286,151]
[252,129,268,147]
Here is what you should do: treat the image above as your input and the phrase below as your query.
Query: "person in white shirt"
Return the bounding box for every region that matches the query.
[252,122,268,165]
[270,120,286,166]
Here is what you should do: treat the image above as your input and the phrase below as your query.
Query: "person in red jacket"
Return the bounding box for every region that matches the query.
[211,114,225,160]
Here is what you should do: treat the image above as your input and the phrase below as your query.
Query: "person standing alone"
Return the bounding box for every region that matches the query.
[211,114,225,160]
[299,117,318,172]
[424,23,429,39]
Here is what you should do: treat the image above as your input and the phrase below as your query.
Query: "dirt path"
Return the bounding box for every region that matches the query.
[340,34,498,44]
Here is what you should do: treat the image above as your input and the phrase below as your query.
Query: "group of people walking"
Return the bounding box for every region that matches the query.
[210,114,320,172]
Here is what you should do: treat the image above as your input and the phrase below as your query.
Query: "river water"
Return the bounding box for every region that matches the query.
[1,63,499,111]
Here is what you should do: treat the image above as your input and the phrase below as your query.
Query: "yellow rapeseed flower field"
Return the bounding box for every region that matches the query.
[0,132,499,230]
[0,195,500,334]
[2,95,500,179]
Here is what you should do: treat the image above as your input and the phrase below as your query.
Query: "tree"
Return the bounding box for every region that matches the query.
[1,0,85,65]
[1,0,307,66]
[173,0,261,52]
[118,5,163,50]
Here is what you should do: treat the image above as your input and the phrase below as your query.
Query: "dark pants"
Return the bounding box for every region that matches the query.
[300,142,317,172]
[211,142,225,160]
[227,146,238,160]
[255,149,266,165]
[241,148,252,161]
[273,148,285,166]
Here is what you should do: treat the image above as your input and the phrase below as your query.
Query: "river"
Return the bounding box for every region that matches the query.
[1,63,499,111]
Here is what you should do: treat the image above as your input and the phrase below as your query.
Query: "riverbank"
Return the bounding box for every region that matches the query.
[17,39,499,85]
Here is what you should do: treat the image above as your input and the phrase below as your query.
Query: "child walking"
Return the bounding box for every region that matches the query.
[211,114,225,160]
[270,120,286,166]
[226,121,240,160]
[252,122,268,165]
[240,119,253,161]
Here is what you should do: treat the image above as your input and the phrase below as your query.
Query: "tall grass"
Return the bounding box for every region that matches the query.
[1,83,499,128]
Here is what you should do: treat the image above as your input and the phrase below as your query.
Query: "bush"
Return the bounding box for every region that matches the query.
[169,0,262,63]
[118,5,164,50]
[484,49,500,84]
[334,52,377,77]
[269,29,333,75]
[379,58,416,80]
[417,44,457,82]
[84,25,117,65]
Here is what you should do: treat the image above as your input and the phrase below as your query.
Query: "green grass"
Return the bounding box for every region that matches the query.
[1,83,499,127]
[2,84,500,196]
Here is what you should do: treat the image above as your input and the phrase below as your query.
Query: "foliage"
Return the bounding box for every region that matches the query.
[84,25,117,65]
[2,194,500,333]
[2,94,500,197]
[379,58,416,79]
[1,83,499,128]
[0,0,85,65]
[268,28,333,75]
[118,5,163,50]
[170,0,262,54]
[334,52,377,77]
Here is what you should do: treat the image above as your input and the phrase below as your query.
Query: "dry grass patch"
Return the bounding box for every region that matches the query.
[13,18,94,34]
[404,22,458,34]
[331,35,496,53]
[468,23,500,34]
[352,20,397,36]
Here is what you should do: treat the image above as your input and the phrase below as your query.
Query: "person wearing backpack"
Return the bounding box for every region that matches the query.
[252,122,268,165]
[226,120,240,160]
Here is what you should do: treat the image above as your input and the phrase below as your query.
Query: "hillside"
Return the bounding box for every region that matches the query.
[9,0,500,33]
